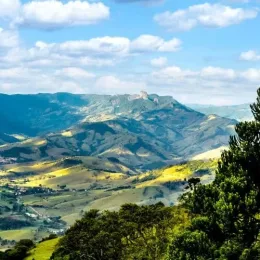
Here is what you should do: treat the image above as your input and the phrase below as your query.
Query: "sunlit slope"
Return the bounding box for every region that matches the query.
[25,238,60,260]
[0,156,134,189]
[192,146,228,160]
[0,228,36,241]
[1,159,216,217]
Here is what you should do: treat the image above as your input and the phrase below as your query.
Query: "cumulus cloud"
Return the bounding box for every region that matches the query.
[200,66,236,80]
[0,28,19,48]
[240,50,260,61]
[0,0,20,18]
[114,0,164,5]
[114,0,160,2]
[6,0,110,30]
[0,67,34,79]
[95,75,147,94]
[241,68,260,81]
[0,63,259,105]
[130,35,181,52]
[148,65,260,104]
[150,57,168,67]
[35,35,181,59]
[151,65,258,84]
[0,45,118,69]
[0,66,88,93]
[55,67,96,79]
[58,37,130,57]
[154,3,257,31]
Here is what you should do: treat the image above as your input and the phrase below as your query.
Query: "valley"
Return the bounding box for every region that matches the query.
[0,156,217,246]
[0,92,231,247]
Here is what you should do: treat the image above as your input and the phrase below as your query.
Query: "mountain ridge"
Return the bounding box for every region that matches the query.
[0,92,236,170]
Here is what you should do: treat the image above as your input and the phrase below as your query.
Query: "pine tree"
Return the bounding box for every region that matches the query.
[168,88,260,260]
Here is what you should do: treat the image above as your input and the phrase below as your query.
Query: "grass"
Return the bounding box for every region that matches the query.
[192,146,228,160]
[25,238,60,260]
[0,228,36,241]
[61,131,73,137]
[0,158,219,236]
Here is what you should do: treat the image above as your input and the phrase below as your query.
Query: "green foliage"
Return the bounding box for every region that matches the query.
[0,239,34,260]
[168,88,260,259]
[51,203,188,260]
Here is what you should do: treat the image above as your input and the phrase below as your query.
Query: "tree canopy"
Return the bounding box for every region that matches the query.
[168,88,260,259]
[51,203,188,260]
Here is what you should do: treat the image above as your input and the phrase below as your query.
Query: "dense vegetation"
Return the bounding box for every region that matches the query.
[48,88,260,260]
[0,239,34,260]
[168,89,260,259]
[51,203,188,260]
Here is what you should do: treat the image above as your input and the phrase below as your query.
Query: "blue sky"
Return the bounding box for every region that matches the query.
[0,0,260,104]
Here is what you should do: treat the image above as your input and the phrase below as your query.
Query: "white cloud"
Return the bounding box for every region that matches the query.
[240,50,260,61]
[0,28,19,48]
[150,57,168,67]
[154,3,257,31]
[241,68,260,81]
[11,0,110,30]
[0,63,259,105]
[130,35,181,52]
[200,66,236,80]
[95,75,147,94]
[0,66,87,93]
[0,45,117,69]
[0,0,20,18]
[149,65,260,102]
[58,37,130,56]
[55,67,96,79]
[35,35,182,59]
[0,67,33,79]
[151,66,249,85]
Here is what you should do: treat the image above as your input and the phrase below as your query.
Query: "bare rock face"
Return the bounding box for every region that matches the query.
[128,91,148,101]
[140,91,148,100]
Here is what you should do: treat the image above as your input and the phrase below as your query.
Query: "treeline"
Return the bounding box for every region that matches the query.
[51,204,189,260]
[0,239,34,260]
[50,88,260,260]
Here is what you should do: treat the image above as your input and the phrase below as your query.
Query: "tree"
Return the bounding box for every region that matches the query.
[51,209,124,260]
[168,88,260,259]
[51,204,188,260]
[0,239,35,260]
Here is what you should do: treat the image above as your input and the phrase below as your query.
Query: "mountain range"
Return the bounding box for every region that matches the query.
[188,103,253,122]
[0,92,236,170]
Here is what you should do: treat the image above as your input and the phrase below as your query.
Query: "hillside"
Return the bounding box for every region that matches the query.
[0,92,179,137]
[0,158,217,231]
[25,238,60,260]
[188,103,253,121]
[0,92,236,170]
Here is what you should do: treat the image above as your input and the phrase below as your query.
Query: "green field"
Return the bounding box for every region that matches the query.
[0,228,36,241]
[0,158,218,241]
[25,238,60,260]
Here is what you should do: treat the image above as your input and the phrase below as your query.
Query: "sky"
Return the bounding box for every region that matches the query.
[0,0,260,105]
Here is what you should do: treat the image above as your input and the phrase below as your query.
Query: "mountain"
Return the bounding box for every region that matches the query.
[188,103,253,122]
[0,93,87,136]
[0,92,236,170]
